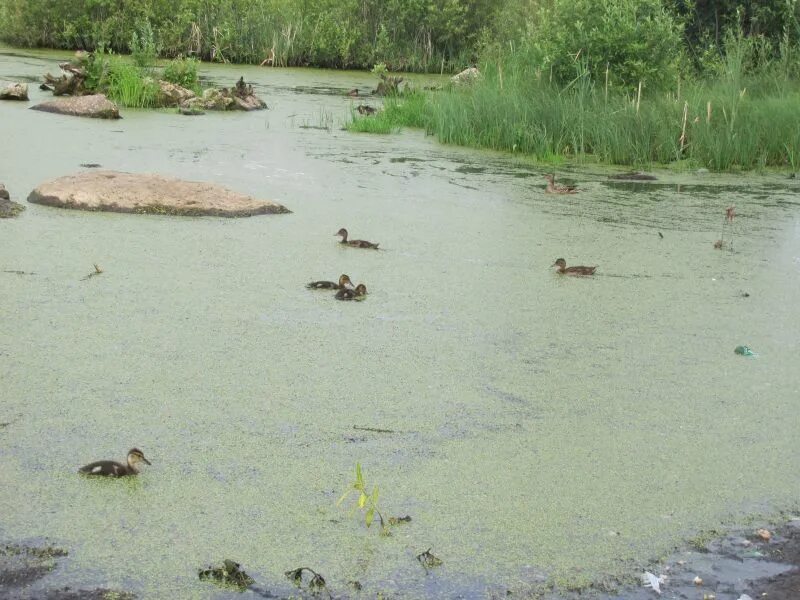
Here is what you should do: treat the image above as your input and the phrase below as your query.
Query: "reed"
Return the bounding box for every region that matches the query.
[361,55,800,170]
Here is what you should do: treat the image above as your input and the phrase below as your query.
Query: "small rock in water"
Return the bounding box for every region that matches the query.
[693,576,703,585]
[734,345,756,356]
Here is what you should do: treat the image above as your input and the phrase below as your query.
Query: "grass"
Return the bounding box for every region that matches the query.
[105,60,160,108]
[349,57,800,171]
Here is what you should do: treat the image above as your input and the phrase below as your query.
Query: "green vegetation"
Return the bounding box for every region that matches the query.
[3,0,799,169]
[0,0,496,71]
[337,463,390,535]
[348,3,800,171]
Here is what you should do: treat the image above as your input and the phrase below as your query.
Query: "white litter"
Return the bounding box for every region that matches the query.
[642,571,666,594]
[737,595,753,600]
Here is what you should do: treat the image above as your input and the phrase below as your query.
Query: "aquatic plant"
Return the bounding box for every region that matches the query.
[198,559,254,589]
[162,56,199,91]
[105,61,160,108]
[337,462,389,535]
[285,567,330,596]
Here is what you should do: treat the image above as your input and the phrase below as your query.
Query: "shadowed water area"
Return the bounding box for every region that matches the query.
[1,47,800,598]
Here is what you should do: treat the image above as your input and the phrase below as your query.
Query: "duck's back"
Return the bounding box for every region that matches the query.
[78,460,129,477]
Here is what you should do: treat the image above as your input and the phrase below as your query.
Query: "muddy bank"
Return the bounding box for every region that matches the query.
[0,542,133,600]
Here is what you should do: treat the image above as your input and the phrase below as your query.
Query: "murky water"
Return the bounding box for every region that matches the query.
[2,47,800,598]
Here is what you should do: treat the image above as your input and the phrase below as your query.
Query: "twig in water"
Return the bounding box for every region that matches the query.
[353,425,396,434]
[82,264,104,280]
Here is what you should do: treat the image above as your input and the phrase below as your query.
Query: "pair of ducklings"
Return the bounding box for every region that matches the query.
[79,447,150,477]
[307,273,367,300]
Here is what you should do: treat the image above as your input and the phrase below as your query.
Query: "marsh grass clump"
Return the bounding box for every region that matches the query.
[285,567,329,596]
[198,559,254,589]
[162,56,200,92]
[347,90,429,134]
[106,61,160,108]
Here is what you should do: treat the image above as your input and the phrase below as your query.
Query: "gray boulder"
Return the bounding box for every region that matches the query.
[30,94,121,119]
[0,81,29,101]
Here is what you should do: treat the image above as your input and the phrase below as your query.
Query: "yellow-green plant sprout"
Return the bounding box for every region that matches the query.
[337,463,389,535]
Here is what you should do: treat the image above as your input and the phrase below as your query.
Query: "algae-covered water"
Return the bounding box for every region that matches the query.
[1,47,800,598]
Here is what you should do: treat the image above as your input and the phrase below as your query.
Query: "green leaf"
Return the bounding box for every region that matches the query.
[358,492,367,509]
[365,507,375,528]
[355,462,363,485]
[372,486,379,505]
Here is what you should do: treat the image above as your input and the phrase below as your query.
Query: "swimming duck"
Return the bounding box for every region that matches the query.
[78,448,151,477]
[336,228,379,249]
[544,174,578,194]
[307,274,353,290]
[335,283,367,300]
[552,258,596,276]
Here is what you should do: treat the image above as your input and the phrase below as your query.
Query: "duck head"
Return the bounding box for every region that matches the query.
[127,448,151,469]
[338,274,353,288]
[335,228,348,240]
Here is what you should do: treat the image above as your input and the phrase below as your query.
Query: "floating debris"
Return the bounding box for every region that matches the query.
[642,571,666,594]
[693,575,703,585]
[198,559,254,589]
[417,548,443,570]
[734,345,756,357]
[353,425,396,434]
[388,515,412,525]
[285,567,329,596]
[82,263,103,280]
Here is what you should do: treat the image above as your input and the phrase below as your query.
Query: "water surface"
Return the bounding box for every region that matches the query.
[1,47,800,598]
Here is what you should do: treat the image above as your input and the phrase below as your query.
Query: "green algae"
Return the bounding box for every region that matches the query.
[1,47,800,598]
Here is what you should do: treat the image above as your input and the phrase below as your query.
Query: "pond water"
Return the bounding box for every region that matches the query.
[1,47,800,599]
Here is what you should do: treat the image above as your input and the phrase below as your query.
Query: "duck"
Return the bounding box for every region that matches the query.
[336,228,379,249]
[307,274,353,290]
[552,258,597,276]
[78,448,151,477]
[335,283,367,300]
[544,174,578,194]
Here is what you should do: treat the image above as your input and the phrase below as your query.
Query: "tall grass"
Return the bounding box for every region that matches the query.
[356,46,800,171]
[106,61,160,108]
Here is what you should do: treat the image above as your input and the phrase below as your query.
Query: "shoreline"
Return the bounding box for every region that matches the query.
[3,517,798,598]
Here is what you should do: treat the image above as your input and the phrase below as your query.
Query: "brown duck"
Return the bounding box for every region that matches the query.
[544,174,578,194]
[552,258,596,276]
[336,228,379,249]
[78,448,151,477]
[307,274,353,290]
[335,283,367,300]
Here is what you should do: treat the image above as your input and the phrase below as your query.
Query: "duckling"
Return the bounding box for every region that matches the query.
[78,448,151,477]
[307,274,353,290]
[335,283,367,300]
[552,258,597,276]
[544,174,578,194]
[335,228,379,249]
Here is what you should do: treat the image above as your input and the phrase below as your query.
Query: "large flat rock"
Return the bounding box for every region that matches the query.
[30,94,120,119]
[27,171,290,217]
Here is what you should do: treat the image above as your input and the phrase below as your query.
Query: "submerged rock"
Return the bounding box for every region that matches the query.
[0,81,29,101]
[28,171,290,217]
[30,94,121,119]
[0,184,25,218]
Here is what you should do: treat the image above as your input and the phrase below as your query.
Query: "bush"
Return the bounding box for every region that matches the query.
[529,0,682,91]
[162,57,199,91]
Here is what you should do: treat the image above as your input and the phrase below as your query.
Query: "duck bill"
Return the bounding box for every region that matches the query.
[142,457,152,465]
